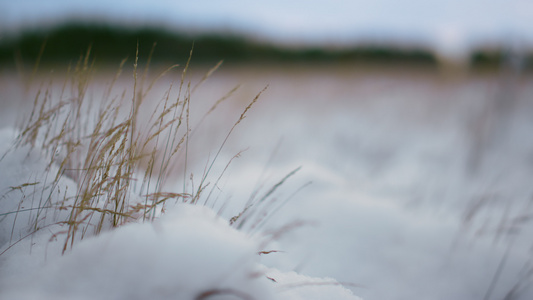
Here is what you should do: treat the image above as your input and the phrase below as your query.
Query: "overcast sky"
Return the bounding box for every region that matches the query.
[1,0,532,58]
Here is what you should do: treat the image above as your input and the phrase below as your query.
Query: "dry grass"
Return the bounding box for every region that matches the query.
[0,43,372,300]
[2,44,269,254]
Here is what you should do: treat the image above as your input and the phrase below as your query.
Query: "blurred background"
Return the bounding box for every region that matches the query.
[1,0,532,69]
[2,1,533,300]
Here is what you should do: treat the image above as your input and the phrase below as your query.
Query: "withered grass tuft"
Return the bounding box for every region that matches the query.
[4,44,269,254]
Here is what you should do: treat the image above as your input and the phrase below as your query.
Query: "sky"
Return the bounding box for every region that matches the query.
[1,0,533,58]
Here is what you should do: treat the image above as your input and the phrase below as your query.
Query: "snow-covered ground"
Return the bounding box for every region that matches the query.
[1,63,533,299]
[0,128,360,300]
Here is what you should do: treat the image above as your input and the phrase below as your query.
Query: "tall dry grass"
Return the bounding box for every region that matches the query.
[1,44,275,255]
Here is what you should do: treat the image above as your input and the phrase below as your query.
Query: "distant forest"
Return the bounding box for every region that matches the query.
[0,23,529,70]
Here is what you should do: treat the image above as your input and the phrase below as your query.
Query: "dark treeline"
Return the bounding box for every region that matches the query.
[0,23,435,66]
[0,22,530,70]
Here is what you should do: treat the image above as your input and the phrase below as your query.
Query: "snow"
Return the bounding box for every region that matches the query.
[2,63,533,300]
[186,66,533,300]
[0,127,78,249]
[0,128,360,300]
[1,203,263,299]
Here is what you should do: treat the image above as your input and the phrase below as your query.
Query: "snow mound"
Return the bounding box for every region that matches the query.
[2,204,269,299]
[265,268,362,300]
[0,127,361,299]
[0,203,361,300]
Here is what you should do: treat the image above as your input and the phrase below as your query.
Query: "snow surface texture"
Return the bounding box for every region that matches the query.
[189,67,533,300]
[0,126,360,300]
[2,65,533,300]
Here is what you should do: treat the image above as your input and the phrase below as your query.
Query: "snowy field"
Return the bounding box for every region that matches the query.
[1,62,533,300]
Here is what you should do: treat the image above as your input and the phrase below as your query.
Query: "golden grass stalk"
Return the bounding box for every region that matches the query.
[5,43,274,255]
